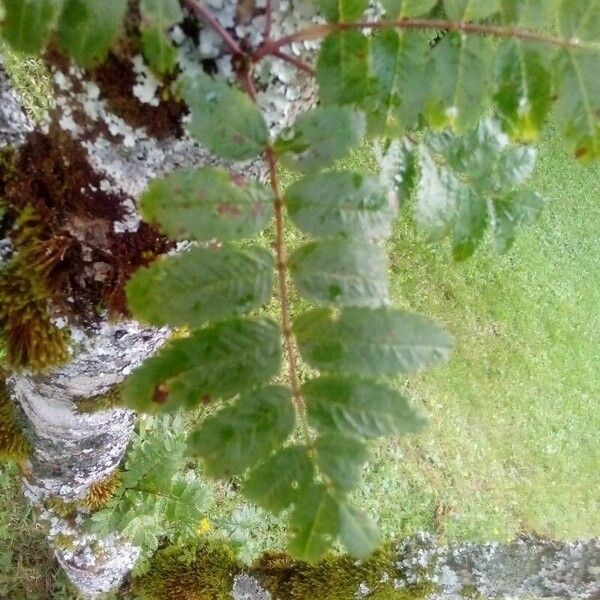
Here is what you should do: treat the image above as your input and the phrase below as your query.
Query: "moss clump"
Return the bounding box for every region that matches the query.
[82,470,122,511]
[44,496,78,519]
[76,384,123,414]
[255,544,431,600]
[133,539,237,600]
[0,208,70,372]
[0,375,31,460]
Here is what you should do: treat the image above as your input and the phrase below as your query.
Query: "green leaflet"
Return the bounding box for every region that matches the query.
[141,25,179,76]
[315,0,369,21]
[427,32,490,132]
[243,446,314,513]
[126,245,274,328]
[288,485,380,560]
[493,40,552,141]
[1,0,57,55]
[303,375,426,440]
[289,239,389,308]
[367,30,432,137]
[443,0,501,20]
[139,0,183,74]
[558,0,600,42]
[122,318,281,413]
[285,171,396,240]
[317,30,370,106]
[382,0,438,17]
[140,167,272,241]
[188,385,295,478]
[490,190,546,253]
[288,484,339,561]
[337,503,380,558]
[315,434,368,491]
[57,0,128,67]
[275,106,366,172]
[179,73,269,160]
[553,48,600,160]
[499,0,560,28]
[416,119,546,258]
[294,307,452,376]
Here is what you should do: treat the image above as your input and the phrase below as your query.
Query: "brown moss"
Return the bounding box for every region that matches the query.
[76,383,123,414]
[1,127,173,327]
[0,376,31,461]
[82,470,123,511]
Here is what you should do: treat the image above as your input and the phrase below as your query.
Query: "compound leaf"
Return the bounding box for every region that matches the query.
[289,239,389,308]
[315,434,368,491]
[294,307,452,376]
[140,167,272,242]
[317,30,370,106]
[285,171,396,240]
[243,446,314,513]
[2,0,57,54]
[123,318,281,412]
[58,0,127,67]
[275,106,366,172]
[188,385,295,478]
[304,375,426,440]
[179,73,269,160]
[126,245,274,327]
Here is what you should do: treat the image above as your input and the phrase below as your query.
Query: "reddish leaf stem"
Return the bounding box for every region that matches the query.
[264,0,274,41]
[269,49,316,75]
[183,0,246,57]
[254,18,598,60]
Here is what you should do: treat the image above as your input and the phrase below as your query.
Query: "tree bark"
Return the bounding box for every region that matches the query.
[1,2,316,596]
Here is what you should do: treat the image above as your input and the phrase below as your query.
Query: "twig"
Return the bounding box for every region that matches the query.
[183,0,246,57]
[270,49,315,75]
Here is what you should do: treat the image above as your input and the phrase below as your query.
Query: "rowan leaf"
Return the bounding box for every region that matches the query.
[338,503,380,558]
[315,434,368,491]
[294,307,452,376]
[367,30,432,137]
[490,190,546,253]
[1,0,57,55]
[275,106,366,172]
[416,119,544,258]
[289,239,389,308]
[243,446,314,512]
[140,167,272,241]
[287,484,339,561]
[499,0,560,28]
[303,375,426,440]
[315,0,369,21]
[122,318,281,413]
[141,26,179,75]
[382,0,438,17]
[443,0,501,20]
[126,245,274,328]
[557,0,600,42]
[189,385,295,478]
[285,171,396,240]
[57,0,128,67]
[179,73,269,160]
[493,40,552,141]
[140,0,183,25]
[426,32,490,132]
[317,30,370,106]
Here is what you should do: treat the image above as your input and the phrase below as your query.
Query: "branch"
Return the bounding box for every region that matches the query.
[255,18,600,59]
[183,0,245,57]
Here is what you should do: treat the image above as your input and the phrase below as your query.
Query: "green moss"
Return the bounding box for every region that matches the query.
[254,544,431,600]
[133,539,237,600]
[0,375,30,461]
[76,385,123,414]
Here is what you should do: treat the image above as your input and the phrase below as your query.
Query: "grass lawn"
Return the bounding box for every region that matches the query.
[354,128,600,542]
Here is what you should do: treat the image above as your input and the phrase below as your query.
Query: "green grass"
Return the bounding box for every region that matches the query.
[353,128,600,542]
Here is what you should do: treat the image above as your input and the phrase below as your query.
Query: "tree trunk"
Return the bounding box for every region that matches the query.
[0,2,316,596]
